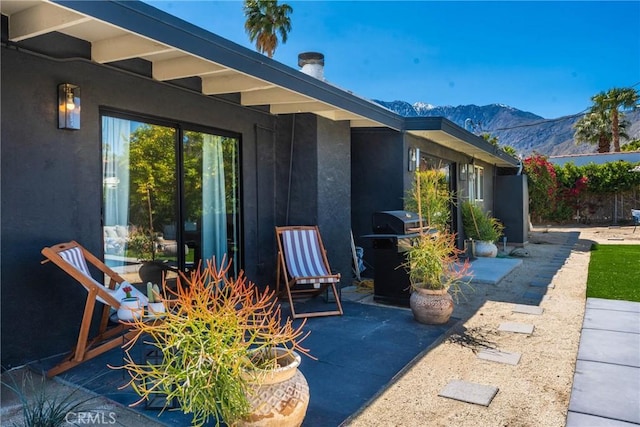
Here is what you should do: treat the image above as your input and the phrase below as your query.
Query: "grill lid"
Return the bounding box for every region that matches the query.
[372,210,423,235]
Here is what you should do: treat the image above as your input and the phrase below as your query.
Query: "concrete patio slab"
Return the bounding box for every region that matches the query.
[568,299,640,427]
[582,308,640,334]
[566,412,640,426]
[587,298,640,313]
[530,279,554,288]
[33,300,456,427]
[466,257,522,285]
[498,322,535,334]
[577,329,640,367]
[568,360,640,424]
[477,348,521,365]
[438,380,499,406]
[522,290,547,303]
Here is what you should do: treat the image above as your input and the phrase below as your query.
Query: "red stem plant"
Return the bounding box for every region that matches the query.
[112,258,311,427]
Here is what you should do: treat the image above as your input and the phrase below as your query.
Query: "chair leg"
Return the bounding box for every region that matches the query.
[287,282,344,319]
[330,283,344,316]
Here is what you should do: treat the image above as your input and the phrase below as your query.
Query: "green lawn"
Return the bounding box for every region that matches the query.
[587,244,640,302]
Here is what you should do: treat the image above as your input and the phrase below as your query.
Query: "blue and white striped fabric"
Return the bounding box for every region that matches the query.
[59,246,148,306]
[59,247,92,277]
[282,229,338,285]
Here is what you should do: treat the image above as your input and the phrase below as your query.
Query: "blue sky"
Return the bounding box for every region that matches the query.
[145,1,640,119]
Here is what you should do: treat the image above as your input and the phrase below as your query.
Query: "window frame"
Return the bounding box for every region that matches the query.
[100,109,243,275]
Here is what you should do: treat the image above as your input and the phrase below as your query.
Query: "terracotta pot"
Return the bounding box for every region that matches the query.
[240,348,309,427]
[473,240,498,257]
[409,287,454,325]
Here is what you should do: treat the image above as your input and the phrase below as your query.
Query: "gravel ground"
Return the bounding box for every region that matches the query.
[346,224,640,427]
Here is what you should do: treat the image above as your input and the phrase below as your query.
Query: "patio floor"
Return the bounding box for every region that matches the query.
[33,298,456,427]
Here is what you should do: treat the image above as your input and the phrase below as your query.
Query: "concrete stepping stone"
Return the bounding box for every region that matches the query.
[477,348,522,365]
[438,380,499,406]
[512,304,544,315]
[498,322,535,334]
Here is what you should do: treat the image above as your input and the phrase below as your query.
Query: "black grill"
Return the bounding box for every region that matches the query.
[365,210,424,307]
[372,210,423,236]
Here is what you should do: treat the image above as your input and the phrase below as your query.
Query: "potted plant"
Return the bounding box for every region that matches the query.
[113,259,312,427]
[404,169,452,232]
[145,282,165,318]
[461,201,505,257]
[404,171,471,324]
[128,227,175,284]
[116,285,143,321]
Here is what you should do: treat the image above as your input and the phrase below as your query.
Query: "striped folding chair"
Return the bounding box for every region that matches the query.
[275,226,344,319]
[41,241,144,377]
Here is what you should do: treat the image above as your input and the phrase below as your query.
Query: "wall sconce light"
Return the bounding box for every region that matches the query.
[408,147,420,171]
[58,83,80,130]
[459,163,468,180]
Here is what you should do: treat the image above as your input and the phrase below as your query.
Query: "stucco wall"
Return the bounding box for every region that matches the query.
[352,129,505,269]
[273,114,352,288]
[1,43,354,367]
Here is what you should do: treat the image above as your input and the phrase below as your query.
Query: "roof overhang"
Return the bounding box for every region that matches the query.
[1,0,404,130]
[405,117,519,167]
[1,0,518,168]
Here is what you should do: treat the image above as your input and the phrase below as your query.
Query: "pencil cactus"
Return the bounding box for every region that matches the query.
[146,282,161,303]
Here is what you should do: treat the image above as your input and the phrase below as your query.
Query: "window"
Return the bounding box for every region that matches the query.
[468,165,484,201]
[102,114,241,283]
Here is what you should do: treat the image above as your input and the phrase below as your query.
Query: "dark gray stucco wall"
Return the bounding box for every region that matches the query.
[317,117,352,285]
[0,46,277,368]
[351,128,405,270]
[494,175,529,245]
[352,129,507,267]
[273,114,352,287]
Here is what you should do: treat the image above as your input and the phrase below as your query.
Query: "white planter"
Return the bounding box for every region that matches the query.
[473,240,498,258]
[117,297,143,321]
[147,302,166,318]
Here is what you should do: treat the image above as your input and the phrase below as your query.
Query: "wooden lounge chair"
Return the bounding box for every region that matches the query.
[275,226,344,319]
[41,241,147,378]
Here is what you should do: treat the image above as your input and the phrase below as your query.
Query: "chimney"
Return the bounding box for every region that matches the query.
[298,52,324,80]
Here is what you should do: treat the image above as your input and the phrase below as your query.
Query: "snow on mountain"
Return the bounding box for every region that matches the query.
[373,99,640,156]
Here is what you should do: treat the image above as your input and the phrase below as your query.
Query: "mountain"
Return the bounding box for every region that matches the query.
[374,100,640,157]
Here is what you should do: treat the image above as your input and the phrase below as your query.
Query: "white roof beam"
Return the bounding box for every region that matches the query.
[202,73,273,95]
[153,56,226,81]
[241,88,313,106]
[270,102,336,114]
[351,119,384,127]
[92,34,173,63]
[8,3,90,42]
[331,110,364,121]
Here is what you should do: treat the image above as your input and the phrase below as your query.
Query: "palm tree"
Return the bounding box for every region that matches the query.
[574,109,612,153]
[591,87,638,151]
[243,0,293,58]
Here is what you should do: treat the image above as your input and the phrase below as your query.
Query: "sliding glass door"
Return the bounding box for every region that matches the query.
[102,114,241,284]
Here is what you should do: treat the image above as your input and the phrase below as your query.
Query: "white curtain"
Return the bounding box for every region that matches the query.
[102,117,131,226]
[202,134,227,269]
[102,117,131,261]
